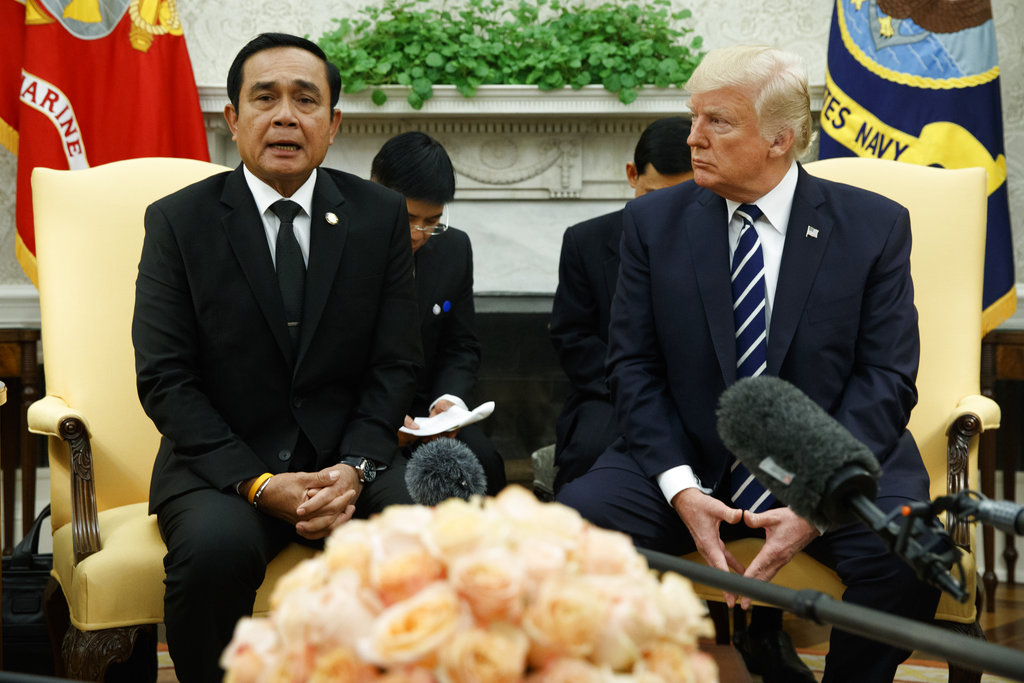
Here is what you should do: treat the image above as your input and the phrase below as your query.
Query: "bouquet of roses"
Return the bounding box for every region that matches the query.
[221,486,718,682]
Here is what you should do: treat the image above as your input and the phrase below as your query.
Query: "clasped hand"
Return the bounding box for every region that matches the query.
[672,489,820,609]
[251,465,360,540]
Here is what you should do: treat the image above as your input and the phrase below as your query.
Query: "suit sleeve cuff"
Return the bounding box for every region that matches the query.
[657,465,712,505]
[430,394,468,412]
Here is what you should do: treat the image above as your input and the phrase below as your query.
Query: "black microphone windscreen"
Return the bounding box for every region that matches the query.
[406,437,488,505]
[716,376,880,528]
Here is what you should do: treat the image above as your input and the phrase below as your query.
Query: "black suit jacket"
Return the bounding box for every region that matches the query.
[607,164,928,502]
[549,210,622,471]
[410,227,480,414]
[134,165,423,512]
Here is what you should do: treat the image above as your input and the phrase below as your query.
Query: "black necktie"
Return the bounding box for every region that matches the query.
[270,199,305,350]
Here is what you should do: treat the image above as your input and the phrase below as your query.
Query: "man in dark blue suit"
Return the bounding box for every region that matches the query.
[550,117,692,493]
[371,132,506,494]
[558,45,939,682]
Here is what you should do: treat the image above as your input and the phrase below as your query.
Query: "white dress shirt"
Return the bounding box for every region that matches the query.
[242,165,316,267]
[657,161,799,504]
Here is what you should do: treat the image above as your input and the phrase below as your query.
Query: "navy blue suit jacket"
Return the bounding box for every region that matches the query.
[606,164,928,503]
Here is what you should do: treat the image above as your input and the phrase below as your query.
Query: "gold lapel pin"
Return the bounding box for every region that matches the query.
[325,212,339,225]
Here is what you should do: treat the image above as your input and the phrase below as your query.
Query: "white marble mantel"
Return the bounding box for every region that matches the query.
[200,84,826,298]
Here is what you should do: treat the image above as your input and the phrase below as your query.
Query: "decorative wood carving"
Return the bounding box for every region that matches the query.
[58,416,101,564]
[947,413,982,547]
[62,623,154,681]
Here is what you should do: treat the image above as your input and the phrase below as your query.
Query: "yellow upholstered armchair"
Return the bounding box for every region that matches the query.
[30,158,319,680]
[684,158,998,680]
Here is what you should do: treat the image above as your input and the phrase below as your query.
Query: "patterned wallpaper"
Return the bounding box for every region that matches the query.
[1,0,1022,299]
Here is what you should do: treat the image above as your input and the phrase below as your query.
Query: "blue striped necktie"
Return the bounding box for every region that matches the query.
[728,203,775,512]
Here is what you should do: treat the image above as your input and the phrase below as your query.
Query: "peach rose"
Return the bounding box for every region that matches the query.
[274,570,382,651]
[423,496,496,559]
[574,526,648,578]
[323,520,374,585]
[373,547,446,606]
[269,557,331,610]
[449,546,527,623]
[358,581,470,667]
[221,616,281,681]
[637,640,718,683]
[588,576,665,670]
[524,657,609,683]
[657,573,714,644]
[522,578,609,668]
[437,623,529,683]
[489,487,586,551]
[308,646,379,683]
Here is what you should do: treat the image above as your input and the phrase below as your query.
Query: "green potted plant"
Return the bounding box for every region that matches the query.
[317,0,704,109]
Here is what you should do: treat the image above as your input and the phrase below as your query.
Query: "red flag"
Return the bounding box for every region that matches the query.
[4,0,209,285]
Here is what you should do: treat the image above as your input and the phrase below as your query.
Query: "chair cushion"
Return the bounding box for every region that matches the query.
[52,502,318,631]
[682,537,976,624]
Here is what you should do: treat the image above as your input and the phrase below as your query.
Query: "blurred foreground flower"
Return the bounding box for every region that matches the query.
[222,486,717,682]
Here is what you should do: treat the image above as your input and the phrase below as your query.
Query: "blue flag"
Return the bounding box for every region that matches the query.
[819,0,1014,333]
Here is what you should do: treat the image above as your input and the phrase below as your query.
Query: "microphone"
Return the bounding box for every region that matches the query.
[405,437,487,505]
[716,375,967,601]
[941,490,1024,536]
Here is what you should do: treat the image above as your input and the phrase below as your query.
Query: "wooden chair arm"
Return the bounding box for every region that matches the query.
[27,396,101,565]
[945,394,1000,547]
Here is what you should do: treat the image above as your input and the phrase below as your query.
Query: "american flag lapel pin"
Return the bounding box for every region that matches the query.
[805,226,819,239]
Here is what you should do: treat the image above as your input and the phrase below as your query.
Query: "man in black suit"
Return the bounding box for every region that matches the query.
[550,117,692,493]
[132,34,421,682]
[558,45,939,682]
[370,131,506,494]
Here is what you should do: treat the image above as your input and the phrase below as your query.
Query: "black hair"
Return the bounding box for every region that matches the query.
[226,33,341,111]
[634,116,693,176]
[370,132,456,205]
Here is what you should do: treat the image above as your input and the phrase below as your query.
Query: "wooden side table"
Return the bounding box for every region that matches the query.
[980,328,1024,612]
[0,328,42,556]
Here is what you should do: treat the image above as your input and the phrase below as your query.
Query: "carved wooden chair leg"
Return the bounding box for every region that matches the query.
[42,576,70,678]
[943,619,986,683]
[61,623,156,682]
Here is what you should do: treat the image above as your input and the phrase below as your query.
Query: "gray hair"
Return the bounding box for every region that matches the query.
[686,45,815,161]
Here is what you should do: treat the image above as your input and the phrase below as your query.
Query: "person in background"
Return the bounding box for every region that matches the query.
[550,116,693,493]
[371,131,506,494]
[558,45,939,683]
[133,33,421,682]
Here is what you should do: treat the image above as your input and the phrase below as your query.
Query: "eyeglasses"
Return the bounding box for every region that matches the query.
[411,207,450,236]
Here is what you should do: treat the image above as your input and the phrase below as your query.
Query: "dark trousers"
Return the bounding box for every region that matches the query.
[557,449,941,683]
[457,422,506,495]
[553,396,619,493]
[157,459,413,683]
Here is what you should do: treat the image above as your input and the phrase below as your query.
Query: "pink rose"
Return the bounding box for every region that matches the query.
[221,616,281,681]
[274,570,382,651]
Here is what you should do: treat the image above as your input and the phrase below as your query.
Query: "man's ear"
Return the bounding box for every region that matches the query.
[223,104,239,141]
[626,162,640,188]
[328,109,342,145]
[768,127,795,159]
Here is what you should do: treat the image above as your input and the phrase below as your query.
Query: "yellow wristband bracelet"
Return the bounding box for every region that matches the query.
[246,473,273,505]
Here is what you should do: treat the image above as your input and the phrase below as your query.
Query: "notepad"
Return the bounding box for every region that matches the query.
[399,401,495,437]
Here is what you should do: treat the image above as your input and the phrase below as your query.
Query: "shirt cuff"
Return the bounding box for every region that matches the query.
[657,465,712,505]
[430,393,468,412]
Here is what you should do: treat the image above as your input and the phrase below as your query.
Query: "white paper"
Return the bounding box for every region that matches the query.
[399,401,495,437]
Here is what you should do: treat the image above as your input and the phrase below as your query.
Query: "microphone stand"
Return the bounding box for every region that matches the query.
[639,547,1024,681]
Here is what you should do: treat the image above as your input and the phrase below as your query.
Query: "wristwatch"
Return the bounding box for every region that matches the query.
[339,456,377,484]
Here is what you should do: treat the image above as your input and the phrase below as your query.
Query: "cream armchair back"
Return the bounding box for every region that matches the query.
[30,157,317,680]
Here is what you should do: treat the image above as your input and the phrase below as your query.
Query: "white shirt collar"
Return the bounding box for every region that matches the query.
[241,165,317,219]
[725,160,799,234]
